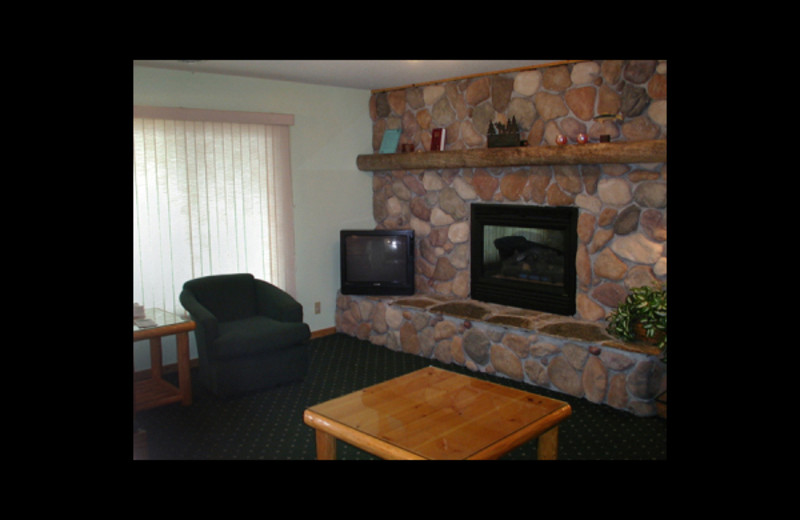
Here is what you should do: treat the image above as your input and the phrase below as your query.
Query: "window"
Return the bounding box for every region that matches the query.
[133,106,296,315]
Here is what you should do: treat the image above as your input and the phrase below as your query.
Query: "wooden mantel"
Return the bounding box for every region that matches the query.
[356,139,666,172]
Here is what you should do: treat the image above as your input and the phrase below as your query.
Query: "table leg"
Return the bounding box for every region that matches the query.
[176,332,192,406]
[149,337,163,380]
[315,430,337,460]
[537,427,559,460]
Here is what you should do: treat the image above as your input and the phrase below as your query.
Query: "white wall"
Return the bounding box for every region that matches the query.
[133,65,374,369]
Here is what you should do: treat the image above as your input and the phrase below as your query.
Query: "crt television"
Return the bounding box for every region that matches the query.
[340,229,415,295]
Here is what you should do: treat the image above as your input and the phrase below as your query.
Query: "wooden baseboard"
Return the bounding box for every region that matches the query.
[133,327,338,380]
[310,327,337,340]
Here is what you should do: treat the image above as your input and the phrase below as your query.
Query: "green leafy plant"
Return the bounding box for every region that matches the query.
[607,284,667,358]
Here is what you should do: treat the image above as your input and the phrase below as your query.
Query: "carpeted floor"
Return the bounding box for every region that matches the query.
[133,333,667,460]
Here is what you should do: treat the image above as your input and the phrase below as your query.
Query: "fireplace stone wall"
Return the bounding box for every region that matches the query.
[369,59,666,323]
[336,60,667,416]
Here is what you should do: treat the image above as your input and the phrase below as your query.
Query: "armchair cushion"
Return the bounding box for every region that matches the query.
[212,316,310,361]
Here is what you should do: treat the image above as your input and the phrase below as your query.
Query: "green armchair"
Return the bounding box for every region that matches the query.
[180,273,311,397]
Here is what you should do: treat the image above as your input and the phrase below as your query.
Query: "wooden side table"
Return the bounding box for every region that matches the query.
[133,308,196,412]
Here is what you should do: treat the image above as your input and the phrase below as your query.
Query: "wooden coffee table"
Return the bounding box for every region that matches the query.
[304,366,571,460]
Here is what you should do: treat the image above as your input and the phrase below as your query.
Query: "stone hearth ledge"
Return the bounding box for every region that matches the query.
[336,292,666,416]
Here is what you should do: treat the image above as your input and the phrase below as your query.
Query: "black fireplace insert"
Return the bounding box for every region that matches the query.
[470,203,578,315]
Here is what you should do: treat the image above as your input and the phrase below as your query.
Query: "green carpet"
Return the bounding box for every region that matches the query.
[134,333,667,460]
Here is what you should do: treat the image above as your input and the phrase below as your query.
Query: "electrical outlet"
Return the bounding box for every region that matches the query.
[314,301,321,314]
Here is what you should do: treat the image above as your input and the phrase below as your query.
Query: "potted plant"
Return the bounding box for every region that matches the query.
[606,284,667,360]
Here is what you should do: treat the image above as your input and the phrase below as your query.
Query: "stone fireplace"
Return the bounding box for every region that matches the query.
[336,60,667,416]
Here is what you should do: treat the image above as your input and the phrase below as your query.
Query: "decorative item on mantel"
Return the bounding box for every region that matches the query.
[487,117,521,148]
[593,111,624,143]
[431,128,446,151]
[379,128,401,154]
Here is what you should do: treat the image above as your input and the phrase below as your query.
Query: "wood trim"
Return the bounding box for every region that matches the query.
[134,358,200,382]
[357,139,666,171]
[133,320,195,342]
[310,327,337,340]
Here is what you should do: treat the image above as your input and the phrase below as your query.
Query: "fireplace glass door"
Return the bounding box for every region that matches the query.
[483,225,566,287]
[471,204,578,315]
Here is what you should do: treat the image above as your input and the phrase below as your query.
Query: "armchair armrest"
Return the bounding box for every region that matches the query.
[254,280,303,323]
[179,289,220,341]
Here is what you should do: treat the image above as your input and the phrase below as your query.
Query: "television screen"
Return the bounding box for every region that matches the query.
[340,230,414,295]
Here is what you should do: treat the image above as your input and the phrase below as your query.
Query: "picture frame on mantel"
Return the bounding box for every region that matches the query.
[379,129,401,154]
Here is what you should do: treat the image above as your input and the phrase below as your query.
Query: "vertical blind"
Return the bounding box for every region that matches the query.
[133,106,296,315]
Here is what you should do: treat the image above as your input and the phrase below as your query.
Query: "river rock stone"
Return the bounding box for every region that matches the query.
[432,256,456,281]
[620,83,650,117]
[466,77,490,106]
[491,76,514,113]
[613,205,641,235]
[548,357,584,397]
[597,178,632,206]
[624,60,658,84]
[627,360,665,399]
[399,321,420,355]
[542,65,571,91]
[599,349,636,371]
[423,85,446,105]
[641,209,666,241]
[463,328,490,365]
[594,248,628,280]
[448,221,470,243]
[634,182,667,208]
[583,356,608,403]
[622,116,660,140]
[432,96,456,127]
[571,61,600,84]
[611,233,663,264]
[452,176,477,200]
[565,86,596,121]
[500,171,528,200]
[491,344,524,381]
[534,91,569,120]
[434,319,457,340]
[514,70,542,96]
[471,102,496,138]
[385,306,404,330]
[472,169,499,200]
[562,343,589,370]
[439,187,467,218]
[507,97,536,129]
[375,92,390,118]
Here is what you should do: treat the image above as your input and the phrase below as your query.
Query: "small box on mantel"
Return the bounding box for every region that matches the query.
[487,134,521,148]
[487,118,521,148]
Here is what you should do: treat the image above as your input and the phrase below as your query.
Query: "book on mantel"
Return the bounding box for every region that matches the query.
[431,128,446,151]
[379,129,401,153]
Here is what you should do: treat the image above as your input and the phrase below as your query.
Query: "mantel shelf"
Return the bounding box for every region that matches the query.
[356,139,666,172]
